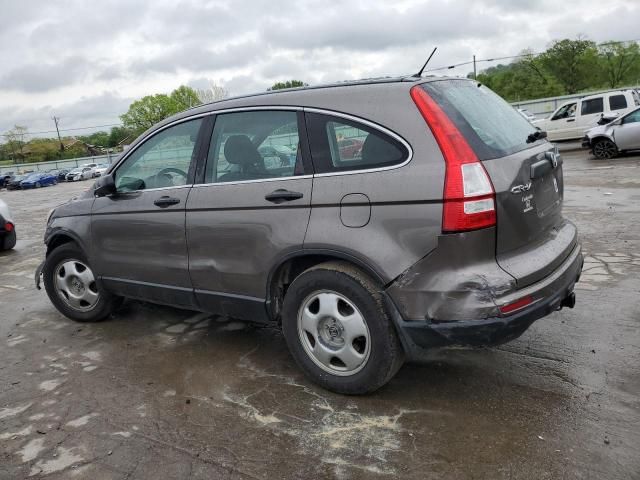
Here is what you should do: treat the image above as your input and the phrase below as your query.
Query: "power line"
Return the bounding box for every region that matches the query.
[425,38,640,74]
[0,122,122,137]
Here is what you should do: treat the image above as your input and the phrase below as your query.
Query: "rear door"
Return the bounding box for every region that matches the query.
[422,80,576,288]
[577,96,605,135]
[186,109,312,321]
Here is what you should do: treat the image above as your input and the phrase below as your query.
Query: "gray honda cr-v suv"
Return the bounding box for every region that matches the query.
[36,77,583,394]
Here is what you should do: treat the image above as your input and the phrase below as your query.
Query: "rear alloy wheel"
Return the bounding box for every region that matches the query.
[593,139,618,159]
[282,262,404,394]
[43,243,122,322]
[35,182,41,188]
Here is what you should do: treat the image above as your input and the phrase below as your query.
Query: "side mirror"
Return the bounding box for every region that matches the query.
[94,173,116,197]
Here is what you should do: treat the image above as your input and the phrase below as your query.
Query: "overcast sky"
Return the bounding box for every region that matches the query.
[0,0,638,137]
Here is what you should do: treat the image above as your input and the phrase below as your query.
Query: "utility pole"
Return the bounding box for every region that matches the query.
[52,116,64,152]
[473,55,477,80]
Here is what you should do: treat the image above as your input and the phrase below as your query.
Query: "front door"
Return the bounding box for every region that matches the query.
[92,118,205,307]
[186,110,312,321]
[614,109,640,150]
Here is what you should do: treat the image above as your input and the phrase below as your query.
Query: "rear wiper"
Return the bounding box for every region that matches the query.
[527,129,547,143]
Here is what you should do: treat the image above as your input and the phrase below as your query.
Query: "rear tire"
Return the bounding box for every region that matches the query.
[43,243,122,322]
[281,261,404,394]
[35,182,41,188]
[593,139,618,159]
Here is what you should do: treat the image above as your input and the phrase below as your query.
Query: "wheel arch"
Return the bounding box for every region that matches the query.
[46,230,85,257]
[266,249,388,323]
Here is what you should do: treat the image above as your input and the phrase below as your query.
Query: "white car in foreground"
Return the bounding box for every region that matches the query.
[583,107,640,159]
[0,198,16,250]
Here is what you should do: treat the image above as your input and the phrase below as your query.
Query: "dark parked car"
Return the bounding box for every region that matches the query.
[36,77,583,394]
[338,138,364,159]
[0,198,16,250]
[1,172,15,189]
[57,169,70,181]
[20,172,58,189]
[5,175,26,190]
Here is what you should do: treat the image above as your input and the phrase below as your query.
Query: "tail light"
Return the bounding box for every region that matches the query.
[410,86,496,233]
[4,222,14,232]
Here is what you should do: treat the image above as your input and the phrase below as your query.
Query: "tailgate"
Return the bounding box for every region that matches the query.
[482,144,576,287]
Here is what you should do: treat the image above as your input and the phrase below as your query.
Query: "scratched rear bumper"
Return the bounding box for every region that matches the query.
[386,237,583,357]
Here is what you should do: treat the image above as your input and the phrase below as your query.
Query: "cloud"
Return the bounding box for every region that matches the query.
[0,0,638,133]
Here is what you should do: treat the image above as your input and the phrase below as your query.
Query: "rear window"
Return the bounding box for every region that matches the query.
[420,80,539,160]
[609,94,627,111]
[581,97,604,115]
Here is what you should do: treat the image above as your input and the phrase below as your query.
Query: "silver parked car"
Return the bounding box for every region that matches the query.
[583,106,640,159]
[35,77,583,394]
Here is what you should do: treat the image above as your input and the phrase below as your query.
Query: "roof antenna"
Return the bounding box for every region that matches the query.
[414,47,438,78]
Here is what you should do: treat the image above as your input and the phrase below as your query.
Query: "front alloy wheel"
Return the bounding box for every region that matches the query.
[54,260,100,311]
[593,139,618,159]
[298,290,371,376]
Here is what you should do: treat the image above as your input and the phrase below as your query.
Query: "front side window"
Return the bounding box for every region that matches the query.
[622,109,640,125]
[609,95,627,111]
[115,118,202,192]
[306,113,408,173]
[205,110,302,183]
[552,103,576,121]
[581,98,604,115]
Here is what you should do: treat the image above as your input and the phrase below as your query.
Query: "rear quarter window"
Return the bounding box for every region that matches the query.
[305,113,409,173]
[420,80,540,160]
[609,94,628,111]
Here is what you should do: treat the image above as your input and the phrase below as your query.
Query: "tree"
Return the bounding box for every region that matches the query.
[4,125,28,163]
[268,80,308,91]
[120,86,202,135]
[598,41,640,88]
[539,38,599,94]
[170,85,201,111]
[108,126,134,147]
[196,81,230,103]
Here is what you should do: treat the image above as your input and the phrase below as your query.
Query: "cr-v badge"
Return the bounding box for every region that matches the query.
[511,181,532,194]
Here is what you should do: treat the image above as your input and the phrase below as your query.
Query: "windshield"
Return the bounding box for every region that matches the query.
[421,79,541,160]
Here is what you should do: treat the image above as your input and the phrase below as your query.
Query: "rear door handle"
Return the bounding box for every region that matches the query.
[265,189,304,204]
[154,196,181,208]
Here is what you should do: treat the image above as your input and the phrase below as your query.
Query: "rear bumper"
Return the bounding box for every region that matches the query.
[388,243,583,359]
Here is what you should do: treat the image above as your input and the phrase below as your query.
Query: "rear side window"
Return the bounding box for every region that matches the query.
[305,113,408,173]
[420,80,539,160]
[581,97,604,115]
[609,94,627,111]
[204,110,304,183]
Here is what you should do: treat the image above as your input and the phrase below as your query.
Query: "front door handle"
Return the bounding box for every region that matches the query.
[154,196,181,208]
[265,189,304,204]
[566,118,576,122]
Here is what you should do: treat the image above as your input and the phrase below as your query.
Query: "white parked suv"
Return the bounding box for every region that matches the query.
[534,90,640,141]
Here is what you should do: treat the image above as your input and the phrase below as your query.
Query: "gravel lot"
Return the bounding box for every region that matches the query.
[1,149,639,479]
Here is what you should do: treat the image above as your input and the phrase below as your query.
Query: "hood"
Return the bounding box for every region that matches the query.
[585,123,609,138]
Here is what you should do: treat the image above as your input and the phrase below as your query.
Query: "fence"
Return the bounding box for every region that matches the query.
[0,153,120,176]
[510,86,640,118]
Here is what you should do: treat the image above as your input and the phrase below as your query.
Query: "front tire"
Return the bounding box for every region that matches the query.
[281,262,404,394]
[593,139,618,159]
[43,243,121,322]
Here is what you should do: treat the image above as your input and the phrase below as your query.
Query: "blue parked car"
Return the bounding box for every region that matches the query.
[20,172,58,189]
